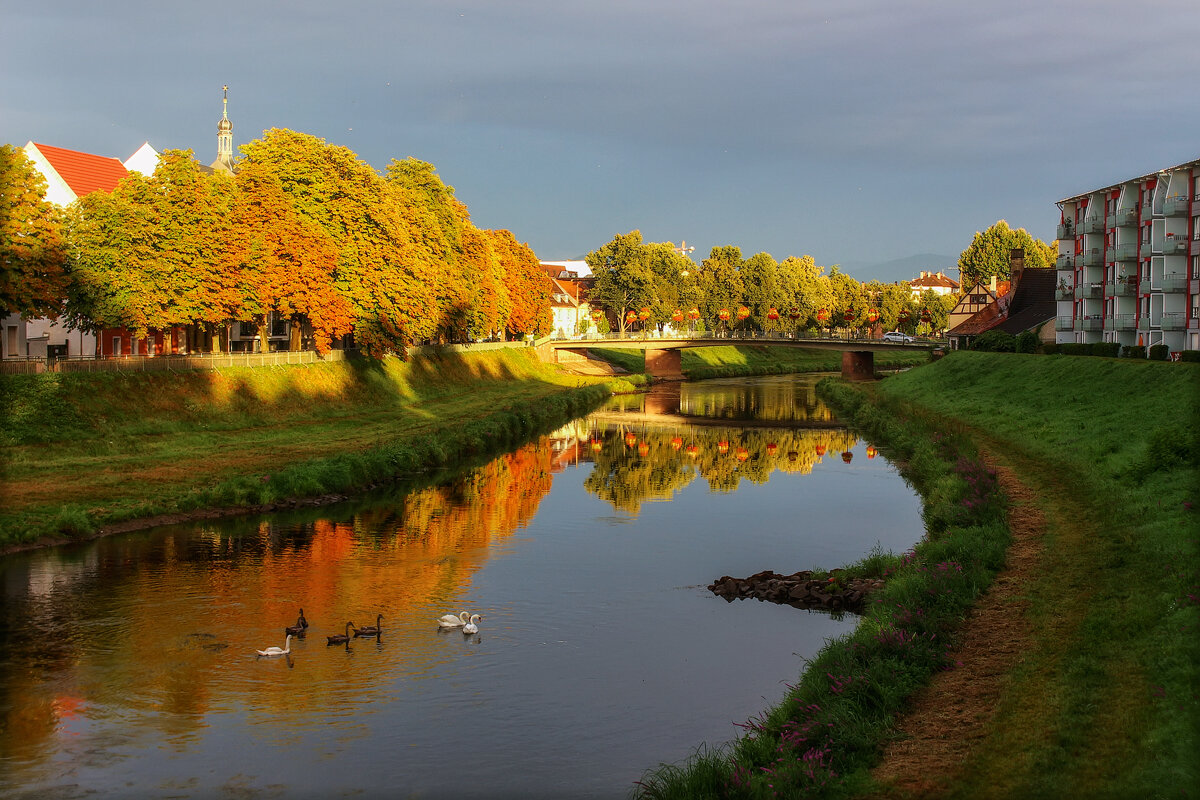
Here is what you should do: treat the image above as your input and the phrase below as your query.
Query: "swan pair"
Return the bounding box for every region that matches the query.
[437,611,482,633]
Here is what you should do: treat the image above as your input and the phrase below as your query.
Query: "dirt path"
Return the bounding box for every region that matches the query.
[865,458,1044,798]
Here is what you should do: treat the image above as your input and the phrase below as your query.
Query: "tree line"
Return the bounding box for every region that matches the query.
[0,131,553,356]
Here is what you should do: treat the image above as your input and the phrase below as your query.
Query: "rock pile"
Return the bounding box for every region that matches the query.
[708,569,885,614]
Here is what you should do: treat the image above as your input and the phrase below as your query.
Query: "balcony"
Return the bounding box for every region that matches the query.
[1055,254,1074,269]
[1163,196,1190,216]
[1108,313,1138,331]
[1160,313,1187,331]
[1056,223,1075,239]
[1055,284,1075,301]
[1056,316,1074,332]
[1079,249,1103,267]
[1162,237,1188,255]
[1078,317,1103,332]
[1140,279,1153,293]
[1108,279,1138,297]
[1107,208,1138,227]
[1162,276,1188,292]
[1139,316,1151,329]
[1113,242,1138,261]
[1141,242,1155,258]
[1074,283,1104,300]
[1081,217,1106,234]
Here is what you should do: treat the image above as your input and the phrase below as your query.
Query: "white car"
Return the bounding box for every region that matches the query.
[882,331,914,343]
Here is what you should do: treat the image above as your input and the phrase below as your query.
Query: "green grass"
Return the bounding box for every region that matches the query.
[634,351,1199,799]
[588,344,927,380]
[0,350,630,547]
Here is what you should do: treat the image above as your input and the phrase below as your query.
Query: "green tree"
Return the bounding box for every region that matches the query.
[697,245,746,332]
[0,144,68,318]
[586,231,656,334]
[957,219,1057,288]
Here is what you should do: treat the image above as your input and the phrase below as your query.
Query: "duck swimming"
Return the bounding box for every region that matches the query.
[355,614,383,636]
[285,608,309,636]
[327,622,355,645]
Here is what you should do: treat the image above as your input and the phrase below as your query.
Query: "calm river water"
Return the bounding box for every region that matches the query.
[0,374,925,800]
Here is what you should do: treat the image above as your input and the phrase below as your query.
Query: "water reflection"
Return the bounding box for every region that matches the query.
[0,375,922,799]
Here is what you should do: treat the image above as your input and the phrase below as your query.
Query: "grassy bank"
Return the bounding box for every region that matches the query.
[0,349,631,548]
[635,352,1198,798]
[590,344,928,380]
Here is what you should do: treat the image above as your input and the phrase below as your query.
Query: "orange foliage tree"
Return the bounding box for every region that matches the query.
[487,229,552,339]
[0,145,67,318]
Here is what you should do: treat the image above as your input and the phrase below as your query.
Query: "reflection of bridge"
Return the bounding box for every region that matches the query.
[588,411,846,430]
[541,332,934,380]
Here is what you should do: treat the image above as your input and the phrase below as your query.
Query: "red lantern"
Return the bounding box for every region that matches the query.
[590,438,603,452]
[766,442,778,456]
[671,308,684,323]
[688,307,700,320]
[736,306,750,320]
[735,447,749,462]
[866,445,878,459]
[843,308,855,323]
[638,442,649,457]
[670,436,683,450]
[625,310,638,324]
[718,440,729,455]
[788,308,801,320]
[624,432,637,447]
[767,307,779,321]
[898,308,911,322]
[718,308,731,321]
[639,307,651,321]
[815,443,827,456]
[867,308,879,323]
[590,308,603,320]
[920,307,932,323]
[685,444,700,458]
[841,451,853,463]
[817,308,830,322]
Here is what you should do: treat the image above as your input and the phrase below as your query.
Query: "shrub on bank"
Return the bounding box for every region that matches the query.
[1149,344,1170,361]
[634,381,1011,799]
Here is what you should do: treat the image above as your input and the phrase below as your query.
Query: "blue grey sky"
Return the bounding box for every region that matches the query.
[3,0,1199,269]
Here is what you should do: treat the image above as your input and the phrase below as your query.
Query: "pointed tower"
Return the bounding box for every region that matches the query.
[210,85,235,174]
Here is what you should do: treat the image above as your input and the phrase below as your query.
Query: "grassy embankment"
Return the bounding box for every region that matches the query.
[590,344,928,379]
[636,351,1198,799]
[0,349,640,549]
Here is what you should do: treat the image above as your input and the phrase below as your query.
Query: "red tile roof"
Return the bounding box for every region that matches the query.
[33,143,128,198]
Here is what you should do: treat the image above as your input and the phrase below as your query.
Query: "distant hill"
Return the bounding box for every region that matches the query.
[837,253,958,285]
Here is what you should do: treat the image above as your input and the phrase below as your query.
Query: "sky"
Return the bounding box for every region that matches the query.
[4,0,1199,274]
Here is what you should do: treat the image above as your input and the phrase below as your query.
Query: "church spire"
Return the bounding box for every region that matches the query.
[212,85,235,174]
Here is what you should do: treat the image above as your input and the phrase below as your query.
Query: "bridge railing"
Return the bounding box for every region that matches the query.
[552,330,941,345]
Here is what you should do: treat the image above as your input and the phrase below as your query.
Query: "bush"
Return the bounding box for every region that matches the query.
[1059,343,1089,356]
[971,330,1016,352]
[1015,330,1039,353]
[1122,345,1146,359]
[1148,344,1169,361]
[1042,343,1059,355]
[1180,350,1200,363]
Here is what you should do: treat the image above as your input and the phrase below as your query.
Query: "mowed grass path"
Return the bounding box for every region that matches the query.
[1,350,614,545]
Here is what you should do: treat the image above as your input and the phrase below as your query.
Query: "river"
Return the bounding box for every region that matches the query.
[0,374,925,799]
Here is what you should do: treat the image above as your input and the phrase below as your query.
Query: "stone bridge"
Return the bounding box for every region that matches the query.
[541,334,934,381]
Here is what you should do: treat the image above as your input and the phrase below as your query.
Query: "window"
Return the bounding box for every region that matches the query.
[270,314,288,338]
[112,337,122,357]
[239,320,257,337]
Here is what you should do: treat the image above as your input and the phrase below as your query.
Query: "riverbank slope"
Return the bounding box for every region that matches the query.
[0,349,635,550]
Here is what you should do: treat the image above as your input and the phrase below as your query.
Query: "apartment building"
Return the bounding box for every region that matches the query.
[1055,157,1200,353]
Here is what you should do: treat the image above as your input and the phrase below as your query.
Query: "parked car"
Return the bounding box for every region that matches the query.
[882,331,914,343]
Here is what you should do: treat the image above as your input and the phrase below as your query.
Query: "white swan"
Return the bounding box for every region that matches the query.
[462,614,482,634]
[437,611,471,628]
[257,634,292,657]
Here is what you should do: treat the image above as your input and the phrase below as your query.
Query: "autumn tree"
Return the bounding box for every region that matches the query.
[488,228,551,338]
[957,219,1056,287]
[0,144,67,319]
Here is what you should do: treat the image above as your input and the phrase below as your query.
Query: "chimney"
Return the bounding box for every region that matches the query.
[989,275,997,292]
[1009,248,1025,286]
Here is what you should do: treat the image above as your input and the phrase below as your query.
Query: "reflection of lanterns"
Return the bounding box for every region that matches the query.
[685,444,699,458]
[817,307,830,322]
[718,440,730,454]
[815,443,827,456]
[767,307,779,321]
[787,450,798,461]
[737,306,750,320]
[841,451,853,463]
[671,308,684,323]
[688,307,700,320]
[718,308,731,321]
[624,432,637,446]
[671,436,683,450]
[590,438,603,452]
[735,447,749,461]
[625,310,638,324]
[638,442,650,456]
[867,445,878,459]
[766,442,778,456]
[639,306,651,321]
[867,308,879,323]
[920,307,932,323]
